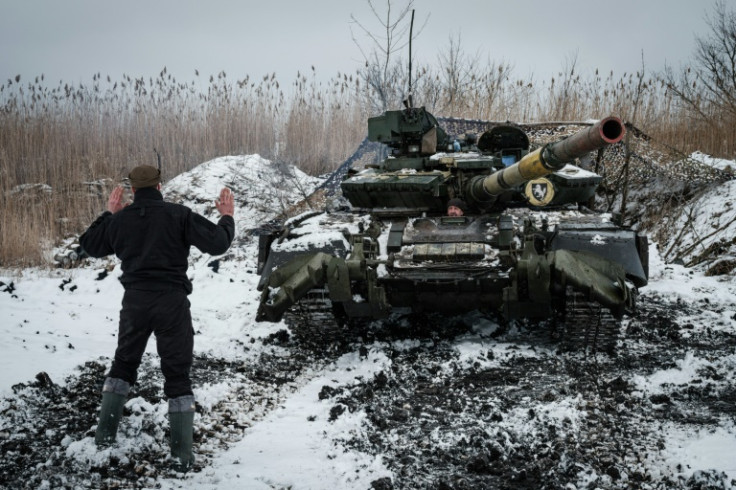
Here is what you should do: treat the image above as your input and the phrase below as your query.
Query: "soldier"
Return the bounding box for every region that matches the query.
[79,165,235,472]
[447,198,467,217]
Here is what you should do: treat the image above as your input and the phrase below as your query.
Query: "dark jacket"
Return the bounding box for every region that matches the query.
[80,187,234,293]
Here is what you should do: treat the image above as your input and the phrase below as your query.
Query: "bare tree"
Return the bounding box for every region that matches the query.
[662,0,736,153]
[436,33,481,115]
[351,0,428,113]
[693,1,736,117]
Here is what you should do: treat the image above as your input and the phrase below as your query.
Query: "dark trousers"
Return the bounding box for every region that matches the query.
[108,289,194,398]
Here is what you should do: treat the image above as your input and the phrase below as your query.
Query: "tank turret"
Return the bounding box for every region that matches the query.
[339,107,627,217]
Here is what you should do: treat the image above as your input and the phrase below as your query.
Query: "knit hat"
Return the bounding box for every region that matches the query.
[447,198,468,213]
[128,165,161,189]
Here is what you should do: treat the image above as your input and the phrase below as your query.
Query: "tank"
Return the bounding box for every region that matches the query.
[255,105,648,352]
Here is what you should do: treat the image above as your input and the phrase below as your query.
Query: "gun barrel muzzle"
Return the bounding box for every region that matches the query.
[543,116,625,169]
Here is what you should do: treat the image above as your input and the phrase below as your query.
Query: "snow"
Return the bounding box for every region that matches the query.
[556,163,600,179]
[691,151,736,172]
[656,156,736,266]
[170,351,393,490]
[2,151,736,488]
[633,352,719,391]
[662,424,736,481]
[165,154,323,233]
[0,267,122,388]
[632,243,736,483]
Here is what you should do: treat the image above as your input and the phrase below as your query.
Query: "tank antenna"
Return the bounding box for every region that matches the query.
[153,147,163,182]
[153,148,162,171]
[407,9,415,109]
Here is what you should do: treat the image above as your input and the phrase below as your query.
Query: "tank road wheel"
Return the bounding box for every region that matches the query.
[560,288,620,354]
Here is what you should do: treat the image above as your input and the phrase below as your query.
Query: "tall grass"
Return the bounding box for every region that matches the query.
[0,59,731,266]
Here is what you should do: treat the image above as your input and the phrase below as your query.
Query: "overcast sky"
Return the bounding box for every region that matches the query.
[0,0,723,90]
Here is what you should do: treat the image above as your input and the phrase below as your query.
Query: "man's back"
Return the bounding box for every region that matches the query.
[80,186,234,293]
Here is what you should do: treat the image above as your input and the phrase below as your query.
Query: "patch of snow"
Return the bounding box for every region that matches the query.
[160,351,393,490]
[690,151,735,172]
[590,234,606,245]
[660,422,736,482]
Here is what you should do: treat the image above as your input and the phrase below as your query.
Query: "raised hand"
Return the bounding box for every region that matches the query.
[107,186,127,213]
[215,188,234,217]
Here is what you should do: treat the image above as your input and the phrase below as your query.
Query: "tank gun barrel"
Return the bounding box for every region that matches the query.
[466,116,625,204]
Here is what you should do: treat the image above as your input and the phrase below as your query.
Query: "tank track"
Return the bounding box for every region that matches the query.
[282,289,355,353]
[284,287,620,354]
[560,289,620,354]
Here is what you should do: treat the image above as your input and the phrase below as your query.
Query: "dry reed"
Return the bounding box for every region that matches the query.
[0,59,731,266]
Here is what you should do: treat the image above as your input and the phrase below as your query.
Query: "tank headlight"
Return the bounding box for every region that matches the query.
[408,144,420,153]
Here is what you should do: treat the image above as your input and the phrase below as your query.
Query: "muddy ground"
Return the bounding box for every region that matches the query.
[1,288,735,489]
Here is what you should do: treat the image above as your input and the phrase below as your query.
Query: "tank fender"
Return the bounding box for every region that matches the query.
[256,249,388,323]
[549,249,633,317]
[257,252,335,322]
[547,227,648,287]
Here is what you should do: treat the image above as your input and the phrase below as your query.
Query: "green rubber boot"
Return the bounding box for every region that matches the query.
[94,377,130,446]
[169,395,196,472]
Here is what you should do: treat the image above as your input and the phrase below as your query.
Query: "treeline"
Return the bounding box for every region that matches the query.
[0,44,734,265]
